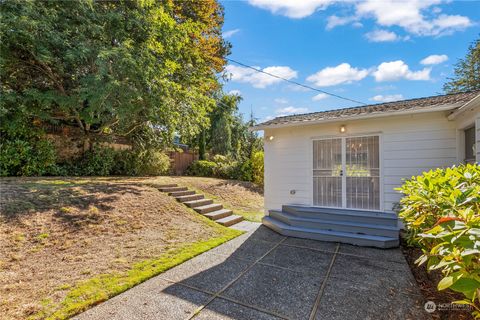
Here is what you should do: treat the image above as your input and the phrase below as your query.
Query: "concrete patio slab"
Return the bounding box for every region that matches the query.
[282,236,338,253]
[76,224,430,320]
[159,253,251,293]
[222,263,324,320]
[193,298,283,320]
[315,275,427,320]
[74,278,212,320]
[260,244,334,276]
[339,243,407,263]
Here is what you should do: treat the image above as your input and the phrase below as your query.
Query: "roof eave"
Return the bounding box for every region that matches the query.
[447,93,480,120]
[251,103,462,131]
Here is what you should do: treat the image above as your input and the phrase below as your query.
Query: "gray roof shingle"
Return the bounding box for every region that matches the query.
[253,90,480,129]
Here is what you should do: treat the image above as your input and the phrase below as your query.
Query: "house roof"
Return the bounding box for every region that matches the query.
[253,90,480,130]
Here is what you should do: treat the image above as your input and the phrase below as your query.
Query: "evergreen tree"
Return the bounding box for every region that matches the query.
[444,37,480,93]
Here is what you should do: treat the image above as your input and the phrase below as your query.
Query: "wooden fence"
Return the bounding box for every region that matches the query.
[168,151,198,175]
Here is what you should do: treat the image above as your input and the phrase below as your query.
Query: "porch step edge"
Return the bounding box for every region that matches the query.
[263,216,399,248]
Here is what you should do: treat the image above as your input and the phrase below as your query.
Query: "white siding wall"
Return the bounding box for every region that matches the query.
[264,111,460,213]
[477,117,480,163]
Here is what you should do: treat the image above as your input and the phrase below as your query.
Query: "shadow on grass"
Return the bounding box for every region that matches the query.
[0,178,143,228]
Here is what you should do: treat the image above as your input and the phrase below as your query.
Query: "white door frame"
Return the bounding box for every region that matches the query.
[311,133,384,212]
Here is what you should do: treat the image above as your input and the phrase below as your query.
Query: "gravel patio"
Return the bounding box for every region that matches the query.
[75,222,429,320]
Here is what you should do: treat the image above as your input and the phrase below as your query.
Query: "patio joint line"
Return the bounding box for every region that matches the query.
[185,237,287,320]
[308,243,340,320]
[162,277,291,320]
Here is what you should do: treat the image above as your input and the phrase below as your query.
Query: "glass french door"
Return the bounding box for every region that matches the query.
[313,136,380,210]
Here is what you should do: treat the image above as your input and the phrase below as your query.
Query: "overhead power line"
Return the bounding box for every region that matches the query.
[225,57,367,106]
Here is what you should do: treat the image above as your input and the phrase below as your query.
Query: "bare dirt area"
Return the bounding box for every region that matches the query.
[146,176,265,222]
[401,240,474,320]
[0,177,240,320]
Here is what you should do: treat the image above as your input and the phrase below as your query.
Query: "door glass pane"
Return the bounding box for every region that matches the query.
[313,139,342,207]
[345,136,380,210]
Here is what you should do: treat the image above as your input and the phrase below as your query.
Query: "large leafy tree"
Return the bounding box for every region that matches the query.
[444,37,480,93]
[0,0,229,150]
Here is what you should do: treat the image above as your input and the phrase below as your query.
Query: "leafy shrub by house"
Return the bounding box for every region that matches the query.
[397,164,480,317]
[135,150,171,176]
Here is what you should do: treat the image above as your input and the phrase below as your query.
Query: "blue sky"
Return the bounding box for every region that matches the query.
[219,0,480,123]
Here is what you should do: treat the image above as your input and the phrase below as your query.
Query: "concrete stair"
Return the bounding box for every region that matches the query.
[169,190,196,197]
[159,184,243,227]
[263,205,399,249]
[175,194,204,203]
[184,199,213,208]
[160,186,188,192]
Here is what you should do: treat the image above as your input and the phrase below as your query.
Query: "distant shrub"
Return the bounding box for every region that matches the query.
[77,146,116,176]
[251,151,264,186]
[187,160,217,177]
[397,164,480,318]
[136,150,171,176]
[0,138,57,176]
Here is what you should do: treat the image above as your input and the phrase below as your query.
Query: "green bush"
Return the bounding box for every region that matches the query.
[136,150,171,176]
[397,164,480,317]
[187,160,217,177]
[0,138,57,176]
[77,146,116,176]
[251,151,264,186]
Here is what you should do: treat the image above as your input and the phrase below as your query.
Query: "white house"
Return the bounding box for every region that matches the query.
[253,90,480,248]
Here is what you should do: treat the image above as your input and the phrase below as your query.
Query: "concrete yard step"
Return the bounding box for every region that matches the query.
[160,186,188,192]
[216,215,243,227]
[269,210,399,238]
[194,203,223,214]
[156,184,177,188]
[263,216,398,249]
[283,205,398,227]
[168,190,195,197]
[184,199,213,208]
[176,194,204,202]
[204,209,233,221]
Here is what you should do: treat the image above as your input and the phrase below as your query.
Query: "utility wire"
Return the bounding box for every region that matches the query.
[225,57,367,106]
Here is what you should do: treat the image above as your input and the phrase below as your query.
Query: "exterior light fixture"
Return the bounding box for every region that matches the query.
[340,125,346,133]
[267,135,274,141]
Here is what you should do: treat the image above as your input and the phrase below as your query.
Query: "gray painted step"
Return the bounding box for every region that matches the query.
[263,216,398,249]
[156,184,177,188]
[160,186,188,192]
[194,203,223,214]
[176,194,204,203]
[269,210,399,238]
[283,205,398,227]
[169,190,195,197]
[184,199,213,208]
[216,215,243,227]
[204,209,233,221]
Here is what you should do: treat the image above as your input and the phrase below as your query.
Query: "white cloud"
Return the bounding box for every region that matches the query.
[275,106,309,116]
[420,54,448,65]
[249,0,472,37]
[222,29,240,39]
[326,15,357,30]
[274,98,288,104]
[370,94,404,102]
[365,29,399,42]
[312,93,329,101]
[307,63,369,87]
[373,60,431,82]
[356,0,472,36]
[225,65,298,88]
[228,90,242,96]
[248,0,335,19]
